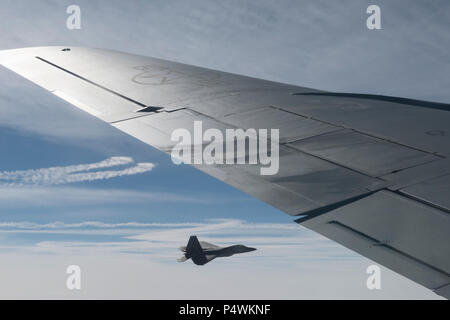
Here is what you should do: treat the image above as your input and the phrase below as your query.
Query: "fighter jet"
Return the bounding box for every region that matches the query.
[178,236,256,265]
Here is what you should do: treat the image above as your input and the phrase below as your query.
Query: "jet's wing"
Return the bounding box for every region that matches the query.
[1,47,449,298]
[199,241,221,250]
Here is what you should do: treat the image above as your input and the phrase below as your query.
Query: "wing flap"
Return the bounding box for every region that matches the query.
[400,174,450,212]
[297,190,450,297]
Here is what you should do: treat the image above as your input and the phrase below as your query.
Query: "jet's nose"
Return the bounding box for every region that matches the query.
[229,244,257,254]
[243,246,257,252]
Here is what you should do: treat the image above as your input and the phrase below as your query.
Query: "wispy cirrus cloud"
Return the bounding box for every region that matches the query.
[0,156,155,186]
[0,186,214,208]
[0,221,199,230]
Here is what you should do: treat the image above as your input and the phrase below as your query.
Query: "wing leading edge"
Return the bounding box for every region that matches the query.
[1,46,448,298]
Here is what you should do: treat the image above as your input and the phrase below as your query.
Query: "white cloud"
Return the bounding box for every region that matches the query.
[0,252,440,299]
[0,221,198,230]
[0,186,213,207]
[0,219,440,299]
[0,156,219,208]
[0,156,155,186]
[0,219,361,263]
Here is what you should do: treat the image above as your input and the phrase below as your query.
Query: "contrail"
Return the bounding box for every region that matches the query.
[0,156,155,186]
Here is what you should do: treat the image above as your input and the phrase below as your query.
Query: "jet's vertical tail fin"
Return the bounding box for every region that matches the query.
[186,235,203,256]
[186,235,208,265]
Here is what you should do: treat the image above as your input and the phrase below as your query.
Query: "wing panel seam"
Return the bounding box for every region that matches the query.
[35,56,149,108]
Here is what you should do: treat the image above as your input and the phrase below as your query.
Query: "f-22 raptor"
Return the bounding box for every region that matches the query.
[178,236,256,265]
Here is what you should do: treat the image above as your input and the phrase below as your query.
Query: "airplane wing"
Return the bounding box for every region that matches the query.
[199,241,221,250]
[0,47,449,298]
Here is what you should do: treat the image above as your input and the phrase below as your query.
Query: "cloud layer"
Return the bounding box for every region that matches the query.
[0,219,440,299]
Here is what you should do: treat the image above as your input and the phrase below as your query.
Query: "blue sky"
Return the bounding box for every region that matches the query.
[0,65,283,225]
[0,0,448,299]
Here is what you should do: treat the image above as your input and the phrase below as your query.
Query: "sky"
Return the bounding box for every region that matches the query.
[0,0,448,299]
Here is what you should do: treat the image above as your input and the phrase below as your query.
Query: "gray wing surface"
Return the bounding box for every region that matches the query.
[199,241,221,250]
[1,47,449,298]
